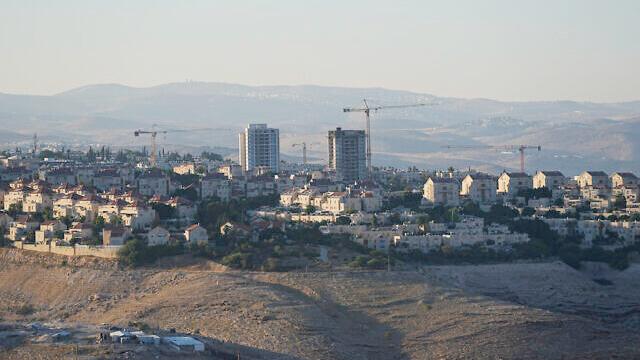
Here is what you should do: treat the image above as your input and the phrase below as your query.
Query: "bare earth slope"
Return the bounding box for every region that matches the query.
[1,249,639,359]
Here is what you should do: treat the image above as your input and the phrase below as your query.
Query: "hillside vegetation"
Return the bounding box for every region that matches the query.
[1,249,639,359]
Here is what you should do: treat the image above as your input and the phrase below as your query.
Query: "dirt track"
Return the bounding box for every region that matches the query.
[1,248,639,359]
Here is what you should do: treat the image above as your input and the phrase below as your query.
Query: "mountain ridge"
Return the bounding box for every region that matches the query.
[1,81,639,174]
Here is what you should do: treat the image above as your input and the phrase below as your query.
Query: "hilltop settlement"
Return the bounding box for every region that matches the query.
[0,124,639,271]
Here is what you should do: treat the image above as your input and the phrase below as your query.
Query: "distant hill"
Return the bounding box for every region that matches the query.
[1,81,639,174]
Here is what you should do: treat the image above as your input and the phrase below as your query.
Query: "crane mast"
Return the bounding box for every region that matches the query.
[134,129,167,167]
[343,99,432,177]
[292,142,320,165]
[444,144,541,172]
[134,126,234,167]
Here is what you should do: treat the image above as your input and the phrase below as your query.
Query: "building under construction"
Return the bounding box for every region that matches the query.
[328,127,366,183]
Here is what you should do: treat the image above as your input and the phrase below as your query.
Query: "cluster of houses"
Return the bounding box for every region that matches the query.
[0,153,354,256]
[320,215,529,252]
[2,178,209,246]
[544,218,640,249]
[280,187,382,215]
[424,170,640,211]
[2,148,639,259]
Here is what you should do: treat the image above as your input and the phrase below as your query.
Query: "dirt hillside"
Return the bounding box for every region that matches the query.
[1,249,639,359]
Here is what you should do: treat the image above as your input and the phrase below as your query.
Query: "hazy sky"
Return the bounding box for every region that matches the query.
[2,0,639,102]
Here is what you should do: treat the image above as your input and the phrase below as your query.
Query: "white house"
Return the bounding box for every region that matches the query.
[460,173,497,204]
[184,224,208,244]
[422,177,460,206]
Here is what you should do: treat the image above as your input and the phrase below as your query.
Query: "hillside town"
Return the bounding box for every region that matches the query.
[0,123,638,271]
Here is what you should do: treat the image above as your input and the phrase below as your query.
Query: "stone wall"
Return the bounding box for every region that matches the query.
[11,241,120,259]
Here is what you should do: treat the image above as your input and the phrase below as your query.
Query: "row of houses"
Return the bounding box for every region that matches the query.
[423,170,639,208]
[319,216,529,253]
[8,213,208,248]
[543,218,640,247]
[280,187,382,214]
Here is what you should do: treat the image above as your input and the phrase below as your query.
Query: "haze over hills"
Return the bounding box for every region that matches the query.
[1,81,639,175]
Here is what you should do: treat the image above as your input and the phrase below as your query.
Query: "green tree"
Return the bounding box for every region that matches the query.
[42,207,53,220]
[201,151,223,161]
[86,146,97,163]
[613,195,627,210]
[521,207,535,217]
[93,215,106,234]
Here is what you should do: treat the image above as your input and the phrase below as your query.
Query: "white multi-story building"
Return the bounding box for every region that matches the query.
[239,124,280,174]
[200,173,231,201]
[610,172,638,188]
[327,127,366,183]
[460,173,497,204]
[497,172,532,197]
[533,170,566,189]
[137,169,170,197]
[423,177,460,207]
[577,171,609,188]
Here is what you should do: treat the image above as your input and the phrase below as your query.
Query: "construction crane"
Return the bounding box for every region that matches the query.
[134,126,235,167]
[343,99,434,176]
[444,144,541,172]
[292,142,320,165]
[32,133,38,157]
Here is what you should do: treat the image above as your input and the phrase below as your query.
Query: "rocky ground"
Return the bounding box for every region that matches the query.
[1,248,639,359]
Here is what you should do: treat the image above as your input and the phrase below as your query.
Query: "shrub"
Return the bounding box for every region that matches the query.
[15,304,35,316]
[221,252,253,269]
[261,257,281,272]
[366,258,385,269]
[118,238,184,267]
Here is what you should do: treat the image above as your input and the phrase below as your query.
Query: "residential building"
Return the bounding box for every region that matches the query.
[422,177,460,206]
[533,171,566,189]
[497,172,532,197]
[103,227,131,246]
[137,169,170,197]
[239,124,280,174]
[184,224,208,244]
[35,220,66,244]
[577,171,609,188]
[23,188,53,213]
[93,169,124,191]
[328,127,366,183]
[173,163,196,175]
[120,202,156,230]
[63,223,93,243]
[164,197,196,220]
[40,168,76,186]
[611,172,639,187]
[200,173,231,201]
[460,173,497,204]
[8,215,40,241]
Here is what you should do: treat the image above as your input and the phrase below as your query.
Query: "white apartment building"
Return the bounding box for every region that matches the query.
[533,170,566,189]
[497,172,532,196]
[239,124,280,174]
[137,169,171,197]
[460,173,497,204]
[577,171,609,188]
[327,127,367,183]
[422,177,460,207]
[200,173,231,201]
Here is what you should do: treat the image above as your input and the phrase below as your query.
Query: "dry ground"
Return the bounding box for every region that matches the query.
[1,248,639,359]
